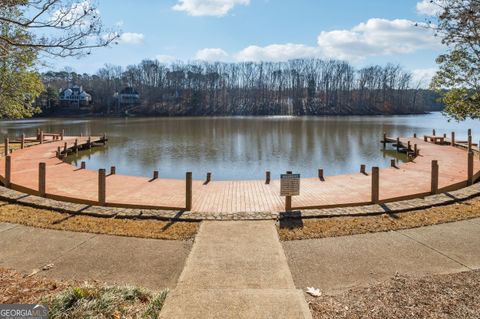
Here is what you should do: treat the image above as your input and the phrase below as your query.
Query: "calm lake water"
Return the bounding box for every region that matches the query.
[1,113,479,180]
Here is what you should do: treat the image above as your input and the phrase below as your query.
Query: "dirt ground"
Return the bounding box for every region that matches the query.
[308,270,480,319]
[278,198,480,240]
[0,201,199,240]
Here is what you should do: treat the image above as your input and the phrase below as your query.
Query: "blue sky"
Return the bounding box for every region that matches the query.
[45,0,443,84]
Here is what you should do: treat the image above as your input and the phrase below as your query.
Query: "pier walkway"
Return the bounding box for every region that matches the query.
[0,135,479,214]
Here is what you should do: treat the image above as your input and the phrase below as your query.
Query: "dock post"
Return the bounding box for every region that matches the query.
[87,136,91,149]
[407,141,411,151]
[424,136,428,142]
[285,171,292,212]
[318,169,324,181]
[185,172,192,211]
[39,162,46,197]
[383,132,387,149]
[110,166,116,175]
[414,144,418,156]
[60,129,64,141]
[40,131,44,144]
[390,159,396,168]
[81,161,86,169]
[206,172,211,184]
[21,134,25,149]
[4,137,9,156]
[413,133,417,138]
[371,167,379,204]
[102,133,107,145]
[451,132,455,146]
[98,169,106,205]
[74,139,78,153]
[468,151,474,185]
[360,164,366,175]
[153,171,159,180]
[36,128,41,141]
[468,128,472,136]
[431,160,439,194]
[5,155,11,188]
[468,135,472,152]
[57,146,61,158]
[265,171,271,184]
[396,137,400,152]
[433,129,436,136]
[63,142,68,156]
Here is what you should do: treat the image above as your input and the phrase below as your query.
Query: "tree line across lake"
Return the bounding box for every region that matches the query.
[38,58,442,116]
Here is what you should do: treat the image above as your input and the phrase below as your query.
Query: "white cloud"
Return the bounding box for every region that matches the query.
[155,54,177,63]
[172,0,250,17]
[412,68,438,86]
[416,0,444,16]
[195,48,230,61]
[317,19,439,60]
[119,32,145,45]
[235,44,321,62]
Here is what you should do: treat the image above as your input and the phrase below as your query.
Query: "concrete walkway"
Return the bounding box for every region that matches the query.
[283,218,480,294]
[159,221,312,319]
[0,223,192,290]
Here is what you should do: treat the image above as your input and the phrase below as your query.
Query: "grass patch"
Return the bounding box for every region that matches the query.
[279,198,480,241]
[0,202,198,240]
[47,285,168,319]
[1,267,168,319]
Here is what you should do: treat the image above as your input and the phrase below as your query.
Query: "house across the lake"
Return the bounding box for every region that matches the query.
[59,86,92,108]
[115,87,141,106]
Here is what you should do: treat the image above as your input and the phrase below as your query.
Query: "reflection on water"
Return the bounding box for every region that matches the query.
[1,113,479,180]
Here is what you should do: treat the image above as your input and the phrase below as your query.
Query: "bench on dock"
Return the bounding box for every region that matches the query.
[424,135,445,144]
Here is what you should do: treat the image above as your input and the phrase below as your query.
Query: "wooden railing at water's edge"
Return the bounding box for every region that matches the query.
[1,128,480,213]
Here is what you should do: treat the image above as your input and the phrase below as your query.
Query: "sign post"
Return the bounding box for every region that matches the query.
[280,173,300,212]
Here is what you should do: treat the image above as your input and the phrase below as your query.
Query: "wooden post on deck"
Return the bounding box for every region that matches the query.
[407,141,411,151]
[318,168,324,180]
[468,135,472,152]
[87,136,91,149]
[414,133,417,138]
[433,129,436,136]
[5,155,11,188]
[110,166,116,175]
[39,131,44,144]
[74,139,78,153]
[36,128,41,141]
[391,159,396,168]
[396,137,400,152]
[153,171,159,180]
[265,171,271,184]
[57,146,61,158]
[39,162,46,197]
[206,172,211,184]
[431,160,439,194]
[371,167,379,204]
[360,164,366,174]
[21,134,25,149]
[98,169,106,205]
[63,142,68,155]
[468,128,472,137]
[81,161,86,169]
[383,132,387,149]
[451,132,455,147]
[285,171,293,212]
[185,172,192,211]
[468,151,474,186]
[60,129,64,141]
[414,144,418,156]
[4,137,9,156]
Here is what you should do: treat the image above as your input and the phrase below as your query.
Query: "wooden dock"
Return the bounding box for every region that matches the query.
[0,134,479,213]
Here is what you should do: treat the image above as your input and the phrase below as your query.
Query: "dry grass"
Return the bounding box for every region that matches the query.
[0,202,198,240]
[1,268,168,319]
[279,198,480,241]
[308,270,480,319]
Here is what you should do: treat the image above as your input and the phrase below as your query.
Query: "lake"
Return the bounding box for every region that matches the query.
[0,113,479,180]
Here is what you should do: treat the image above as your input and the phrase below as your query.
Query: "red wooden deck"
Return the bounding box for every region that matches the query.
[0,136,479,213]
